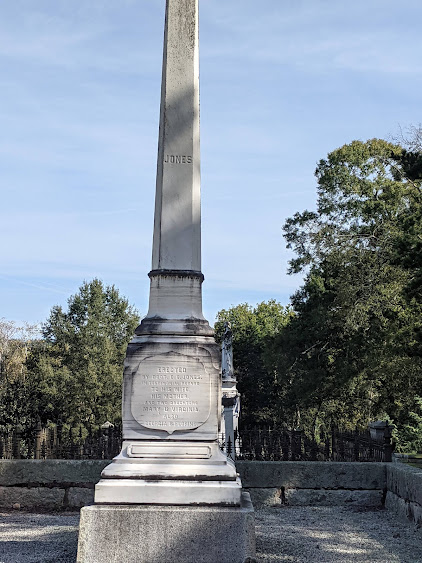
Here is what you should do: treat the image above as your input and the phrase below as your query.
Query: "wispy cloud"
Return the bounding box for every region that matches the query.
[0,3,162,74]
[202,0,422,74]
[0,274,71,295]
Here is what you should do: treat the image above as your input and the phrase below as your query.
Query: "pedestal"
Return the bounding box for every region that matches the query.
[77,492,256,563]
[95,333,243,506]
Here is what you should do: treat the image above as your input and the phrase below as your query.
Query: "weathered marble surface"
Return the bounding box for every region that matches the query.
[152,0,201,273]
[122,337,220,441]
[93,0,242,507]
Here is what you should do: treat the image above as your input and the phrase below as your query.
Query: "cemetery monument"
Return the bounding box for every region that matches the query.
[77,1,255,561]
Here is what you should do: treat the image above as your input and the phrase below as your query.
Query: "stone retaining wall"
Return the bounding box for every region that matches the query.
[385,463,422,527]
[0,459,420,526]
[0,460,108,510]
[237,461,386,508]
[0,460,386,510]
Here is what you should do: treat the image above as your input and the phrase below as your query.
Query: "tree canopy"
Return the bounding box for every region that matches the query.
[0,320,38,430]
[215,300,292,426]
[216,137,422,451]
[278,138,422,448]
[25,279,139,429]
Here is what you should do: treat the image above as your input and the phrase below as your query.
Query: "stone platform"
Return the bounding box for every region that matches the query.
[77,492,255,563]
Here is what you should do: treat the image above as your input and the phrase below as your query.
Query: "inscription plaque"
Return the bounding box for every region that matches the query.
[131,352,211,434]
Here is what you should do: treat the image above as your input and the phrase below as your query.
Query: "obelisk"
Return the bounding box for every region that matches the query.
[142,0,209,337]
[77,1,255,560]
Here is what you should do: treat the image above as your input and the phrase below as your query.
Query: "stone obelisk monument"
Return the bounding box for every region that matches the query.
[77,1,255,561]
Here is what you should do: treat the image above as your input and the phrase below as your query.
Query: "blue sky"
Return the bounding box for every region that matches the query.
[1,0,421,328]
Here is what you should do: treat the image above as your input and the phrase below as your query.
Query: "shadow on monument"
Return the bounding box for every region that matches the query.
[155,84,202,261]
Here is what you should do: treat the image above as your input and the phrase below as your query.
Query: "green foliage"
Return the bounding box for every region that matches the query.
[394,397,422,453]
[26,279,139,429]
[0,320,39,430]
[278,138,422,448]
[215,300,292,425]
[218,138,422,451]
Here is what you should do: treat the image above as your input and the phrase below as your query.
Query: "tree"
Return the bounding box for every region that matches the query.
[27,279,139,428]
[0,320,39,430]
[278,138,422,448]
[393,123,422,152]
[215,300,292,426]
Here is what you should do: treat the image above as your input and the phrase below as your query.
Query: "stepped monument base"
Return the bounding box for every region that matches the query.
[77,493,256,563]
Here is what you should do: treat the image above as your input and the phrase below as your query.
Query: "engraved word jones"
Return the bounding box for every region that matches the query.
[164,155,192,164]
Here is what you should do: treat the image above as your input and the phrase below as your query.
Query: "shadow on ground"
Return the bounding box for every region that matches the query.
[255,506,422,563]
[0,512,79,563]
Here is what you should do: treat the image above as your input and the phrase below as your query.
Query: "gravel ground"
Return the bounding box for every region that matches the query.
[0,506,421,562]
[256,506,422,563]
[0,512,79,563]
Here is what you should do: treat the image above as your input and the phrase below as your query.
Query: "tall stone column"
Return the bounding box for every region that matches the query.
[141,0,210,337]
[77,1,255,560]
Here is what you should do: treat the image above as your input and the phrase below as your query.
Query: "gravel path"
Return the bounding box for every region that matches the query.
[256,506,422,562]
[0,512,79,563]
[0,506,421,562]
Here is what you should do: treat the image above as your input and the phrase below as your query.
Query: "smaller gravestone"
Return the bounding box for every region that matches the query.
[222,321,234,381]
[369,420,390,442]
[222,322,240,460]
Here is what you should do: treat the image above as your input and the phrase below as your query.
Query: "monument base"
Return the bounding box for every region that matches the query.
[77,492,256,563]
[95,477,242,506]
[95,440,242,505]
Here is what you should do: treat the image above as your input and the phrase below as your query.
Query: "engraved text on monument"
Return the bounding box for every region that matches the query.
[131,353,211,434]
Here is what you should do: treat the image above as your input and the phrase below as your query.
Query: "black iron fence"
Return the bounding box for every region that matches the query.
[0,423,122,460]
[231,425,393,462]
[1,423,393,462]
